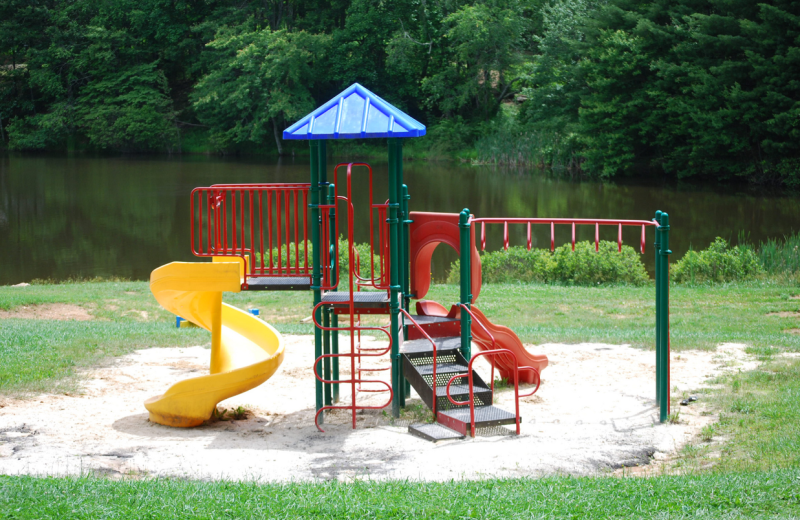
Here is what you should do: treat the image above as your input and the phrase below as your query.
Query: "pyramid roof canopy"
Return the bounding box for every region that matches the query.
[283,83,426,140]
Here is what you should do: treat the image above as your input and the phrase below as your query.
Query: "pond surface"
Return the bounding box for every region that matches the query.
[1,154,798,285]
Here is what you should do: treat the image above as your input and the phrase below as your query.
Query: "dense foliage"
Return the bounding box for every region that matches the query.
[1,0,799,184]
[520,0,800,184]
[0,0,539,154]
[447,241,650,285]
[672,237,763,284]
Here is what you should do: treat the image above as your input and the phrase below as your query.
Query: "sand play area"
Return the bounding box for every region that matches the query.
[0,335,759,481]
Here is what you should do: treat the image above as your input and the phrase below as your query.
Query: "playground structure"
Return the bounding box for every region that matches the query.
[149,83,672,440]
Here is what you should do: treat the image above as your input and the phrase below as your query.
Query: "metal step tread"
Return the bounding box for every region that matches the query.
[414,362,469,377]
[321,291,390,308]
[245,276,311,290]
[438,405,518,427]
[408,422,465,442]
[401,336,461,355]
[435,382,491,397]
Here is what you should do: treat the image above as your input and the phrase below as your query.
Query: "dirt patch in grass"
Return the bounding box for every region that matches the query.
[0,303,93,321]
[767,311,800,317]
[784,329,800,335]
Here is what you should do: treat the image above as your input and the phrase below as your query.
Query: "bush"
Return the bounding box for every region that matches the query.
[447,241,649,286]
[758,232,800,275]
[672,237,763,284]
[254,238,381,286]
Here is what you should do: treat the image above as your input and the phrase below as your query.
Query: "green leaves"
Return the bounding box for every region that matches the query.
[519,0,800,183]
[77,63,177,150]
[448,241,650,286]
[673,238,764,284]
[191,23,327,153]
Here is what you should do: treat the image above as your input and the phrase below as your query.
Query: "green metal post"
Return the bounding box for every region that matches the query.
[310,141,323,420]
[402,184,412,399]
[327,183,339,403]
[459,209,472,359]
[395,142,407,407]
[654,210,662,406]
[658,213,671,423]
[388,138,403,417]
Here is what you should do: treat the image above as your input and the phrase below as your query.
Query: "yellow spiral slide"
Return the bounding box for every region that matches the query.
[146,260,285,427]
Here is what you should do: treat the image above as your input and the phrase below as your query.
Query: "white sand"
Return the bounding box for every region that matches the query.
[0,336,759,481]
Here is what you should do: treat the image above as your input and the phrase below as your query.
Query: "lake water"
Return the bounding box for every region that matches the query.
[2,154,798,285]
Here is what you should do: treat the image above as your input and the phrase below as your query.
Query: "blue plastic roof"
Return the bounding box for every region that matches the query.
[283,83,426,140]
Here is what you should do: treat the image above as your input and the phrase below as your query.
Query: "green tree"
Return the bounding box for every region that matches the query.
[192,22,327,154]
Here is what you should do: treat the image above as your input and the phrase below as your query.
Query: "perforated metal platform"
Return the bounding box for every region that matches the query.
[408,422,465,442]
[321,291,390,308]
[438,405,518,428]
[245,276,311,291]
[401,336,462,355]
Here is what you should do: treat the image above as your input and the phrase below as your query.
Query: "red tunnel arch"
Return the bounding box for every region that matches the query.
[409,212,482,302]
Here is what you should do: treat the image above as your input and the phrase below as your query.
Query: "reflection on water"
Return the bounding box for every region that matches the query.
[1,154,798,285]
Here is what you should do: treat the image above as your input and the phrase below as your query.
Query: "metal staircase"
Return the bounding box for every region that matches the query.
[401,333,522,442]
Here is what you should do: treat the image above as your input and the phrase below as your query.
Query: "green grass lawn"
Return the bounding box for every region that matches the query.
[1,470,798,519]
[2,280,800,517]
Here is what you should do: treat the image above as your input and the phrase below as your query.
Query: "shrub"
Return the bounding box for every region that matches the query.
[254,238,381,285]
[447,241,649,286]
[758,232,800,275]
[672,237,763,284]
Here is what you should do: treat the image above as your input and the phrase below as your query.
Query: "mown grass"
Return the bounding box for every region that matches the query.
[1,470,799,519]
[0,281,314,395]
[3,279,800,395]
[676,357,800,474]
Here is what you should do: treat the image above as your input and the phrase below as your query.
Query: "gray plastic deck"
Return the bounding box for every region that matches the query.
[321,291,390,308]
[246,276,311,290]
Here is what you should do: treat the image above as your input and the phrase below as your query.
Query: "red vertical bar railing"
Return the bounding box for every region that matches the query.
[445,349,537,437]
[190,184,311,284]
[470,218,658,257]
[571,222,576,251]
[526,223,532,250]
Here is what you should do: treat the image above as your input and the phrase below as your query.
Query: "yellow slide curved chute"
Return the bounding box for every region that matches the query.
[146,261,285,427]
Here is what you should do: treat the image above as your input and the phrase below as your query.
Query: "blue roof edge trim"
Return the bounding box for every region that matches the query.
[283,83,426,140]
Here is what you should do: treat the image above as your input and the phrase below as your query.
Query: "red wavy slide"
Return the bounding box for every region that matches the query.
[415,300,548,384]
[409,210,548,384]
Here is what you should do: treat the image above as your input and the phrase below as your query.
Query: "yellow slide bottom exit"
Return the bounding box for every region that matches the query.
[147,261,285,427]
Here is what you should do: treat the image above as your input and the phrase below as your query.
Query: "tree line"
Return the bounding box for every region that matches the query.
[1,0,798,185]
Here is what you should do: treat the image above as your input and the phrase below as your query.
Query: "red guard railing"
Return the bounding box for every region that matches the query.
[445,349,540,437]
[190,183,314,288]
[332,163,391,292]
[473,218,658,254]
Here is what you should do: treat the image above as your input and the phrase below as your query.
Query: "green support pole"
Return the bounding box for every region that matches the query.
[459,209,472,359]
[654,210,662,406]
[327,183,339,403]
[658,213,671,423]
[323,307,331,406]
[388,138,403,417]
[402,185,412,399]
[395,143,407,407]
[310,141,323,420]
